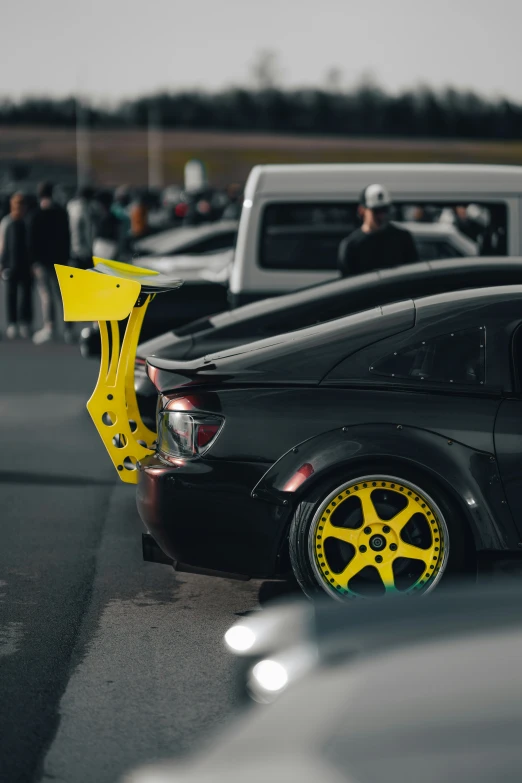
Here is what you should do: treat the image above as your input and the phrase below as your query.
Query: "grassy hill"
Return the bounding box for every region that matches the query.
[2,126,522,187]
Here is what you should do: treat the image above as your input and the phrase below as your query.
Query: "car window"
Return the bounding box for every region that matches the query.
[259,200,508,271]
[260,202,359,271]
[370,327,486,386]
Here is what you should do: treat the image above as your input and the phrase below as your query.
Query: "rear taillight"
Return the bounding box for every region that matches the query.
[157,410,224,460]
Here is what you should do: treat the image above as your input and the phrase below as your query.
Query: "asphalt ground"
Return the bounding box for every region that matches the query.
[0,306,273,783]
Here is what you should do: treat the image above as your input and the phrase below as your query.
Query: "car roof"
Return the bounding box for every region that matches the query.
[209,257,522,329]
[413,281,522,312]
[134,220,238,255]
[246,163,522,197]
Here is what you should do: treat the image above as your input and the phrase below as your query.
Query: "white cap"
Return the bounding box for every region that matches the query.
[361,183,392,209]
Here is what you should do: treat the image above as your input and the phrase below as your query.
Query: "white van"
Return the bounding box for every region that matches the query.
[229,163,519,306]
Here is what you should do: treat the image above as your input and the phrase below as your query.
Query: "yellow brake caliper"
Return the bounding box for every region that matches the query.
[55,258,182,484]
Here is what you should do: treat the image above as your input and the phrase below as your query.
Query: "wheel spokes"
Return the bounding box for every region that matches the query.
[398,541,431,567]
[338,555,366,588]
[359,491,379,527]
[322,520,359,546]
[390,499,414,532]
[375,560,398,593]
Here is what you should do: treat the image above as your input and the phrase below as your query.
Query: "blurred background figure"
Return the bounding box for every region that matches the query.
[130,191,149,239]
[0,200,12,257]
[29,182,71,344]
[67,185,94,269]
[0,192,33,339]
[182,187,218,226]
[92,190,127,261]
[221,183,243,220]
[410,204,433,223]
[112,185,132,237]
[338,184,418,276]
[453,204,484,242]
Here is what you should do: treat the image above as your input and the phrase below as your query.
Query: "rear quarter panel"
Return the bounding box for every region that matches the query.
[205,387,518,553]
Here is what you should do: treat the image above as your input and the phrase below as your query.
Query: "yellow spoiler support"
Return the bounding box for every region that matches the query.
[55,258,183,484]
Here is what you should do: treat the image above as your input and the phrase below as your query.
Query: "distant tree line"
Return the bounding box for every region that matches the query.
[1,85,522,139]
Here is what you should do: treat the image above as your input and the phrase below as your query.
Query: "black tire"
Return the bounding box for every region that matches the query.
[288,464,473,601]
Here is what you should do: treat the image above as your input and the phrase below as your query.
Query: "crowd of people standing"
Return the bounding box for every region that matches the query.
[0,179,244,344]
[0,183,138,344]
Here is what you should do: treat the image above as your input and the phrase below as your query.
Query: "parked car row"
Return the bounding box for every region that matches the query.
[54,163,522,782]
[81,162,516,352]
[133,256,522,428]
[60,163,522,604]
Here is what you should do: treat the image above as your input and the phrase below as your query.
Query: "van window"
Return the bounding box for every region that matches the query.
[370,327,486,386]
[259,201,508,271]
[260,202,359,271]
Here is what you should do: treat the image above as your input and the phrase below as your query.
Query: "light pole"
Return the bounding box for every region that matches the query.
[75,94,91,188]
[147,99,163,190]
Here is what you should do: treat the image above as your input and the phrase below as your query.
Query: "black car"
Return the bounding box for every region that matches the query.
[134,257,522,427]
[137,283,522,599]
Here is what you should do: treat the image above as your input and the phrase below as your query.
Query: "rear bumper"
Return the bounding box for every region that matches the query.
[136,454,291,578]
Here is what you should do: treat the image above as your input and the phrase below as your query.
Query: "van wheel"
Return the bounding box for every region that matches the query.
[288,470,470,601]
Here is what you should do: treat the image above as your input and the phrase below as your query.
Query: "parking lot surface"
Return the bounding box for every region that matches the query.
[0,338,262,783]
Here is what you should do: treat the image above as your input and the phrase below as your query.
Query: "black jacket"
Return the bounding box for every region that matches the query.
[1,218,31,275]
[29,203,70,268]
[338,223,419,277]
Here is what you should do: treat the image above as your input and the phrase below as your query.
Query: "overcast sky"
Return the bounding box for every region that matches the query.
[3,0,521,101]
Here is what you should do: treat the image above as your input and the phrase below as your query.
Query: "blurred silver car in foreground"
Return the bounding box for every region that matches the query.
[123,586,522,783]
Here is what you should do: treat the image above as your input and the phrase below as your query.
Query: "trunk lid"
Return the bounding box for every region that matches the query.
[147,299,415,393]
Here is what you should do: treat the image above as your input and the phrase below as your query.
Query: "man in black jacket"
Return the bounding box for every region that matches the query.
[0,193,33,338]
[29,182,70,344]
[338,184,418,277]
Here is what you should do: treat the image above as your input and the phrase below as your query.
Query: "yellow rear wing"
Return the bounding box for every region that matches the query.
[55,258,183,484]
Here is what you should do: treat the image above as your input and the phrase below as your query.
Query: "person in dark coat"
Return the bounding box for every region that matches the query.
[338,184,418,277]
[92,190,128,261]
[0,193,33,339]
[29,181,71,344]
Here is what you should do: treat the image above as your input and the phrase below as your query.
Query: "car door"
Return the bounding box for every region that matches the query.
[494,322,522,539]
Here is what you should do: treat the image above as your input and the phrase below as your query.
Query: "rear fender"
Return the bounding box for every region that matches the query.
[252,422,519,552]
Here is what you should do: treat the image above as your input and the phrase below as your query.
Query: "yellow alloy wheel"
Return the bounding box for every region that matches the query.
[310,475,449,599]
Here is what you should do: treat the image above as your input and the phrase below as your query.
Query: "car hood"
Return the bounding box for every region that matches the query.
[146,300,415,393]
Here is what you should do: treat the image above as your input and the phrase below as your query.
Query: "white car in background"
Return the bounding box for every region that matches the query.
[134,220,238,259]
[134,220,477,282]
[397,221,478,260]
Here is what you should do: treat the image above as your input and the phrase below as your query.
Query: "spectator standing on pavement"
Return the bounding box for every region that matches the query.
[0,209,12,257]
[67,185,94,269]
[112,186,131,234]
[92,190,127,261]
[130,191,149,239]
[29,182,71,344]
[221,183,243,220]
[0,193,33,339]
[338,184,418,277]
